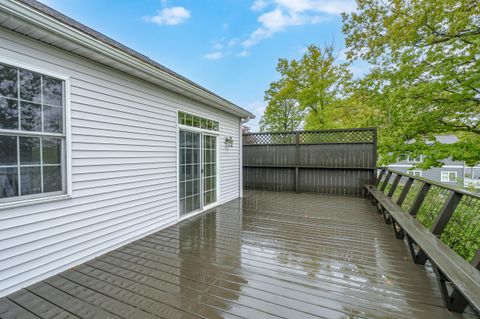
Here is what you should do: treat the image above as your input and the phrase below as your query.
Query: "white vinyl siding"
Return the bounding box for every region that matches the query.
[0,28,241,297]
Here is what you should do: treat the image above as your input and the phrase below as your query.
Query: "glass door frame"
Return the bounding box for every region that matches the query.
[177,125,219,221]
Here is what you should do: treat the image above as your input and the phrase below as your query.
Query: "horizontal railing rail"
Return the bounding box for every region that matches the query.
[367,167,480,313]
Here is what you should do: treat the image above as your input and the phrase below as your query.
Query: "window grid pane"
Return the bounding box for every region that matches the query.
[0,62,66,202]
[178,111,219,132]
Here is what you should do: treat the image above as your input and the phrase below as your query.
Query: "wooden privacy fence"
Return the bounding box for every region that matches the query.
[242,128,377,196]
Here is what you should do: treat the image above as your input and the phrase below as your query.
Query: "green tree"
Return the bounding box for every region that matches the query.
[260,56,304,132]
[342,0,480,167]
[260,44,353,131]
[295,44,352,129]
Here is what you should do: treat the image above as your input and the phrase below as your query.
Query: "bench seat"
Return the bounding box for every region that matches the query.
[365,184,480,312]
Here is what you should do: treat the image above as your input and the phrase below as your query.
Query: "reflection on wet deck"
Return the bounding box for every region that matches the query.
[1,190,479,319]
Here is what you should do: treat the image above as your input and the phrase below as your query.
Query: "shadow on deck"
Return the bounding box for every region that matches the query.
[1,191,478,319]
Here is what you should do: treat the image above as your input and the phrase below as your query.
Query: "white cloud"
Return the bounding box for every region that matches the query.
[251,0,269,11]
[203,52,226,60]
[242,0,354,49]
[144,7,191,25]
[297,46,308,55]
[274,0,355,15]
[212,41,224,50]
[238,50,250,57]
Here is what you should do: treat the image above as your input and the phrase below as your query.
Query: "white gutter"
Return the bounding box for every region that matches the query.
[1,0,254,120]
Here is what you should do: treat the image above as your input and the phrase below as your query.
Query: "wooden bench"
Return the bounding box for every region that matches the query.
[365,181,480,313]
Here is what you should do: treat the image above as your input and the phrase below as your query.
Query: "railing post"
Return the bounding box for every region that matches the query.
[408,182,431,216]
[295,132,300,193]
[396,177,414,206]
[387,174,401,197]
[449,250,480,312]
[380,171,392,192]
[375,168,385,186]
[431,191,463,236]
[415,191,463,265]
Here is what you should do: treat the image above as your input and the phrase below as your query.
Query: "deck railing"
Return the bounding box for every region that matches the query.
[242,128,377,196]
[376,167,480,264]
[372,167,480,312]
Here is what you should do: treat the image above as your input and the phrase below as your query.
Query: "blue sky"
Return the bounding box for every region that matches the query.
[41,0,365,130]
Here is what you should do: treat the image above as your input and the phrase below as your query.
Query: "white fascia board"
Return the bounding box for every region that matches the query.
[2,0,254,120]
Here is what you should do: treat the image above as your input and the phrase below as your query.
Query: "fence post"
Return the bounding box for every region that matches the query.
[372,128,377,185]
[295,132,300,193]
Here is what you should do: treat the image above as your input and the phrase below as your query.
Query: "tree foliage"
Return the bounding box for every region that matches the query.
[260,44,352,131]
[259,61,304,131]
[342,0,480,167]
[260,0,479,167]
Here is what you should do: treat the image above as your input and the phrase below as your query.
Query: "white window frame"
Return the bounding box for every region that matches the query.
[407,155,423,163]
[0,57,72,209]
[176,109,220,222]
[409,170,422,177]
[441,171,457,183]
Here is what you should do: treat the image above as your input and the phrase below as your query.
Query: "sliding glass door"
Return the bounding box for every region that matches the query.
[179,130,217,217]
[179,130,201,216]
[203,134,217,206]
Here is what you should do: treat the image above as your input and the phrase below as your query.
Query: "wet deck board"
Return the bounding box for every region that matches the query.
[1,191,478,319]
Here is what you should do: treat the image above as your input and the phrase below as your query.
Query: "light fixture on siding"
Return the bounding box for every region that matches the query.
[225,136,234,147]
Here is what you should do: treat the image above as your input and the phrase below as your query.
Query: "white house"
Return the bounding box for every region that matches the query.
[0,0,253,297]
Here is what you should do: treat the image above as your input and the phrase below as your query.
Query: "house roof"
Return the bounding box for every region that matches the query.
[0,0,254,119]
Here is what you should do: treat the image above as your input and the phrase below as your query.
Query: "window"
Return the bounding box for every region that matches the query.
[407,155,422,163]
[441,171,457,183]
[397,154,408,162]
[0,62,67,203]
[409,170,422,177]
[178,111,219,132]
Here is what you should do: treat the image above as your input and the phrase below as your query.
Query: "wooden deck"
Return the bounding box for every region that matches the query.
[1,190,478,319]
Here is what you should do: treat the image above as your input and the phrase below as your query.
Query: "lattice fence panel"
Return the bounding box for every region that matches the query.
[300,129,374,144]
[243,133,296,145]
[243,129,375,145]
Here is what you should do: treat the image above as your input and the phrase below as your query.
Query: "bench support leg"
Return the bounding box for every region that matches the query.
[391,220,404,239]
[406,234,418,262]
[414,249,428,265]
[432,262,474,313]
[449,289,469,313]
[432,263,453,310]
[381,208,392,224]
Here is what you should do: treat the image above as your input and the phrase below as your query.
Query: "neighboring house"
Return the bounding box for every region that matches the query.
[388,155,466,185]
[0,0,253,297]
[464,167,480,189]
[387,136,480,189]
